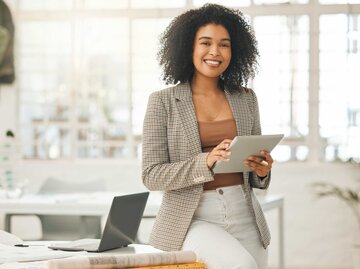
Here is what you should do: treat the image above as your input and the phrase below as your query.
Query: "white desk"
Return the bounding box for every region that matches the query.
[0,242,161,264]
[0,192,162,218]
[0,192,284,269]
[258,194,285,269]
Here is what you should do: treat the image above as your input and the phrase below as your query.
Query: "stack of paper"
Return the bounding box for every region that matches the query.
[47,250,199,269]
[131,262,206,268]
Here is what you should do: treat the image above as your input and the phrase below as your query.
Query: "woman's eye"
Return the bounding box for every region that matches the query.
[200,42,210,46]
[220,43,230,48]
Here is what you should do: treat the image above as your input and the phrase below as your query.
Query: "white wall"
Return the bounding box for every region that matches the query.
[266,162,358,269]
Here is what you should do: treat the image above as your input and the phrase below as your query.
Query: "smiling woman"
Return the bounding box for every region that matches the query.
[143,4,272,269]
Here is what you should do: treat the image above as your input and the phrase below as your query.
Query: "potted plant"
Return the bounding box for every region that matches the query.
[313,181,360,269]
[0,130,26,198]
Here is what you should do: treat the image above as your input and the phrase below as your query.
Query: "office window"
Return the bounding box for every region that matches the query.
[18,6,130,159]
[19,21,73,159]
[319,14,360,162]
[13,0,360,163]
[16,1,172,160]
[131,19,170,137]
[75,18,129,159]
[253,16,309,161]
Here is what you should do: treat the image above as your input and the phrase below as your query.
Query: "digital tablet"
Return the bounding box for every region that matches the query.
[212,134,284,174]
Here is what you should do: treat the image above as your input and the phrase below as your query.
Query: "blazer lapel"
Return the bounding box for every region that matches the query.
[225,89,252,137]
[225,88,253,185]
[174,83,203,156]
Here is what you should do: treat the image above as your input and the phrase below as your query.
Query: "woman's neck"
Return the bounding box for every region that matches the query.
[191,73,221,96]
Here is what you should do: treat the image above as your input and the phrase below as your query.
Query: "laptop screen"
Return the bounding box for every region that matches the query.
[98,192,149,251]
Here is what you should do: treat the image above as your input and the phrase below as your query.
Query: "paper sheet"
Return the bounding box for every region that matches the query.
[0,230,23,246]
[0,243,87,263]
[0,261,47,269]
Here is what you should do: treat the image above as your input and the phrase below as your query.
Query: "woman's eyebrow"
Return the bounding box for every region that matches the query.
[221,38,231,42]
[198,36,231,42]
[198,36,211,40]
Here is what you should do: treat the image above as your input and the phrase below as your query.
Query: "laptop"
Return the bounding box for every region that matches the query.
[48,192,149,252]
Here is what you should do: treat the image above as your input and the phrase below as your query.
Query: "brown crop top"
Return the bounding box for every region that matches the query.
[198,118,244,190]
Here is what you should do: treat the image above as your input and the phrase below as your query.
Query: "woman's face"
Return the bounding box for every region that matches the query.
[192,23,231,80]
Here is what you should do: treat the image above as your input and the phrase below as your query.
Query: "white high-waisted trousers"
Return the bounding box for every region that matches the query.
[182,185,268,269]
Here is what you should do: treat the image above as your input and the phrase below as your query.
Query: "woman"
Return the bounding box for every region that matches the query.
[142,4,273,269]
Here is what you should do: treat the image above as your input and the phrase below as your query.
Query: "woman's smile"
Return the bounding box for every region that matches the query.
[204,59,222,67]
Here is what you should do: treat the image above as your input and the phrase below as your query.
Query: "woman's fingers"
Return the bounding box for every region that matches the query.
[243,151,273,177]
[246,156,272,169]
[260,151,273,164]
[207,139,232,168]
[212,149,231,160]
[215,139,232,151]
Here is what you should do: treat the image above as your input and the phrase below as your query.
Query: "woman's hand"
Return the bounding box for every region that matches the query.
[206,139,232,169]
[244,151,273,178]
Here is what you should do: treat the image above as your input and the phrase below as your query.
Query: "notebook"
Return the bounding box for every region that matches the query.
[48,192,149,252]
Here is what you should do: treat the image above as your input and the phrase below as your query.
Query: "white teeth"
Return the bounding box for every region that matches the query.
[204,60,220,66]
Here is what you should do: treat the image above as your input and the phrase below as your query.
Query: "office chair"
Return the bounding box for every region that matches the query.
[5,177,105,240]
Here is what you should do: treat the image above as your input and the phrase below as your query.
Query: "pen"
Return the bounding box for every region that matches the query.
[14,243,44,247]
[14,244,29,247]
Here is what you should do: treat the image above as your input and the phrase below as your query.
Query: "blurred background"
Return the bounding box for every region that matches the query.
[0,0,359,268]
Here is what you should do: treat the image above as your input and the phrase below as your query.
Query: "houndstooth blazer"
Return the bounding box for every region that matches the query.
[142,82,271,251]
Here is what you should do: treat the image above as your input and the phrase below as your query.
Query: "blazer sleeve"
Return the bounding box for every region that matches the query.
[142,92,214,191]
[247,89,271,190]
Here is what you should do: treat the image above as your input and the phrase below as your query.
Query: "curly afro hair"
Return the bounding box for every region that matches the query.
[157,3,259,92]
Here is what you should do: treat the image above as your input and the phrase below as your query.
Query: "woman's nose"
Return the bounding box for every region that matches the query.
[209,46,219,56]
